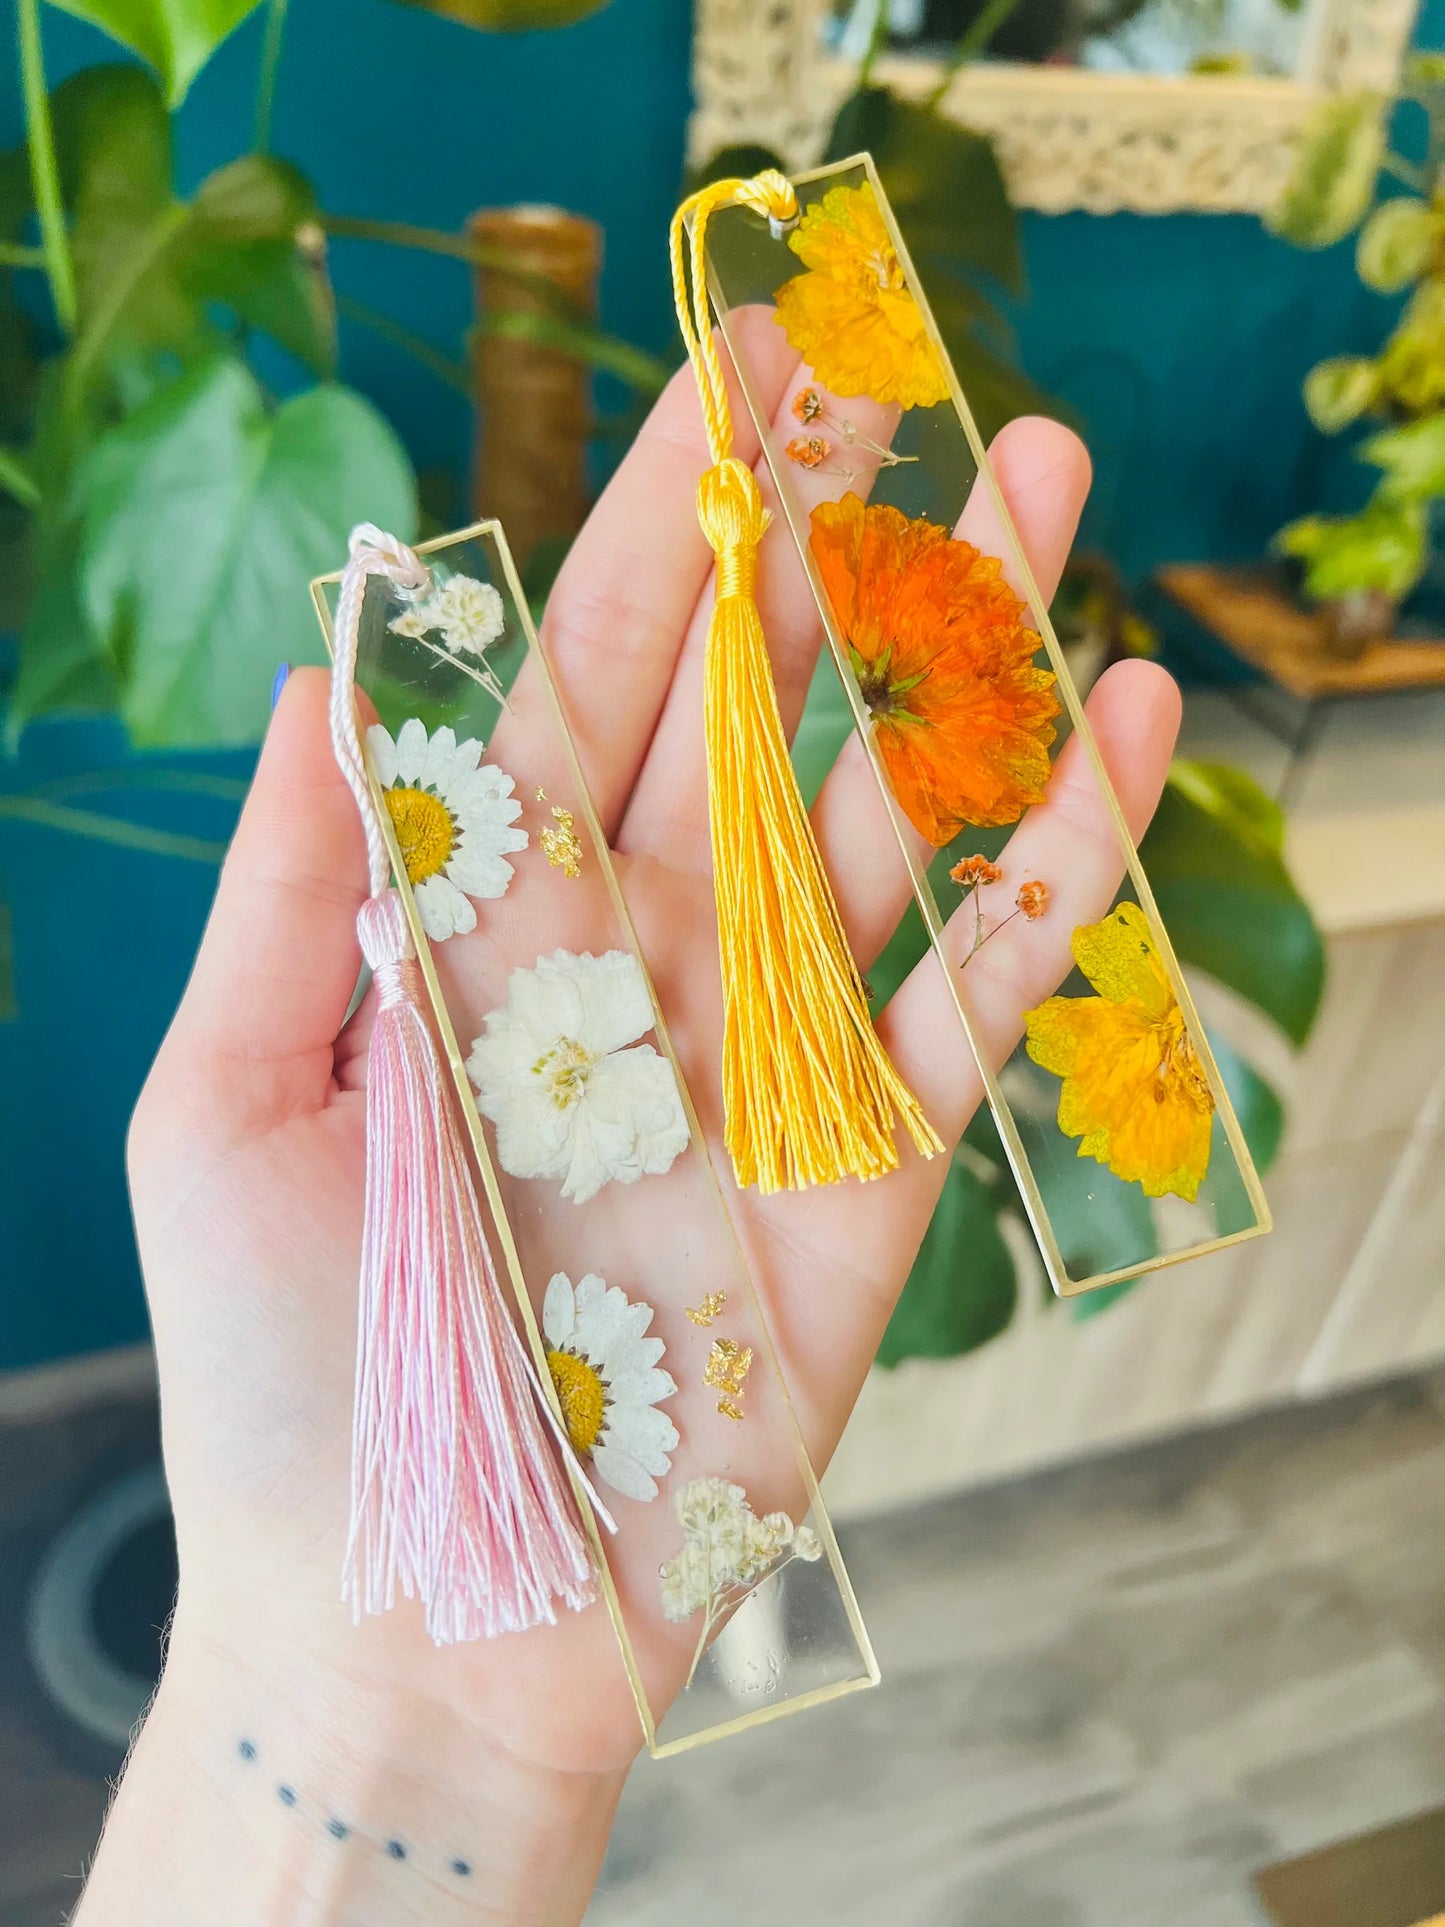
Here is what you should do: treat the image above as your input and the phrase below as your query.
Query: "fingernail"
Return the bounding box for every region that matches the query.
[271,663,291,710]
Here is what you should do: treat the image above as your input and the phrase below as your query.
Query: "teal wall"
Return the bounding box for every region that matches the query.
[0,0,1437,1366]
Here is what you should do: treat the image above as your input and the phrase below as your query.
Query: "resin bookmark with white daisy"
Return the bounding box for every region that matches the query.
[311,520,876,1756]
[692,158,1272,1296]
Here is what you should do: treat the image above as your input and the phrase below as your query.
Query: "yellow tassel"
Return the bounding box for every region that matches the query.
[672,172,943,1193]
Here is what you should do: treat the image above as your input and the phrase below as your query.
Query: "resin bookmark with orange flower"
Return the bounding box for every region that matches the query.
[696,157,1271,1295]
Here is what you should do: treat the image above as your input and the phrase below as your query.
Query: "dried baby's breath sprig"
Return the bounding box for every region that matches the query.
[658,1477,823,1685]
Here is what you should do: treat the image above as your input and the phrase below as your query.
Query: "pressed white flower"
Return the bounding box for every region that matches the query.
[542,1271,678,1502]
[427,574,506,657]
[388,573,506,660]
[658,1476,816,1631]
[386,606,432,642]
[365,719,528,943]
[466,949,689,1204]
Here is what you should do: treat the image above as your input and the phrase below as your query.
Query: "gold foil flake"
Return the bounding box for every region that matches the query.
[535,787,583,878]
[704,1337,753,1419]
[686,1290,726,1327]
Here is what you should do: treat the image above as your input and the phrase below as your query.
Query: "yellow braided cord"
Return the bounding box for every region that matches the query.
[671,175,942,1192]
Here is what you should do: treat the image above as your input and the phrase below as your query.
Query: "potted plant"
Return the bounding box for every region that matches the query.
[1268,57,1445,656]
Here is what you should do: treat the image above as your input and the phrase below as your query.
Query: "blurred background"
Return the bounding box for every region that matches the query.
[2,0,1445,1920]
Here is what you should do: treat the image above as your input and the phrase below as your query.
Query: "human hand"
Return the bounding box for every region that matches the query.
[89,321,1180,1924]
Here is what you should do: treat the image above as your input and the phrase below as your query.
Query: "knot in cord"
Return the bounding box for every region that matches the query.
[347,522,430,598]
[357,889,416,994]
[697,458,769,603]
[733,168,799,238]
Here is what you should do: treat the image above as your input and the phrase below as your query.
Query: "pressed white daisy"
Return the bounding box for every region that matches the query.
[365,718,528,943]
[542,1271,678,1502]
[467,948,690,1204]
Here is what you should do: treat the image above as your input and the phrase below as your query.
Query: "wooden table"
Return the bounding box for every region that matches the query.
[1156,563,1445,807]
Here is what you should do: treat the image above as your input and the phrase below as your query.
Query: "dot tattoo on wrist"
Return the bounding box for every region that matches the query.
[233,1737,473,1883]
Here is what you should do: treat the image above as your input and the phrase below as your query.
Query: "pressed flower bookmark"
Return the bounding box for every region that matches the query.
[695,159,1272,1296]
[671,172,942,1195]
[312,520,877,1755]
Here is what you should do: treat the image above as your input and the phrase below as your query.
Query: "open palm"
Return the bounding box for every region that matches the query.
[127,321,1180,1806]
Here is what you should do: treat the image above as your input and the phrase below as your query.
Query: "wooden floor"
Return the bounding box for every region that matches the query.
[8,1370,1445,1924]
[592,1371,1445,1926]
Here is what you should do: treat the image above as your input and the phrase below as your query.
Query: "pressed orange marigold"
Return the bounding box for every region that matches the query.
[774,182,948,411]
[1024,902,1214,1203]
[810,493,1060,845]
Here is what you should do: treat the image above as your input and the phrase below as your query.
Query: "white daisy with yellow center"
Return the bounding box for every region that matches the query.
[542,1271,678,1503]
[467,948,690,1203]
[366,719,528,943]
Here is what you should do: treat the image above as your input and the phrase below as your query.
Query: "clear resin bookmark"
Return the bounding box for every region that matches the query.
[311,520,876,1755]
[695,157,1271,1296]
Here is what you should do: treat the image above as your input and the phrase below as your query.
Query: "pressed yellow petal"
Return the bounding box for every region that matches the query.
[1026,904,1214,1204]
[1070,902,1173,1020]
[774,182,948,411]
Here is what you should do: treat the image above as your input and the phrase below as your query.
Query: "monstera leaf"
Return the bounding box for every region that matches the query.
[72,354,415,746]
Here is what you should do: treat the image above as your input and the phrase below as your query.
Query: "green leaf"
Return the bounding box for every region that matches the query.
[877,1156,1016,1366]
[1356,197,1441,292]
[10,519,118,739]
[1303,355,1380,433]
[1275,496,1426,601]
[1267,92,1384,250]
[1361,410,1445,499]
[49,65,199,369]
[1209,1027,1285,1176]
[1165,758,1285,861]
[1141,763,1325,1048]
[183,156,336,376]
[76,355,417,747]
[1378,279,1445,415]
[472,309,670,396]
[825,85,1024,294]
[45,0,264,107]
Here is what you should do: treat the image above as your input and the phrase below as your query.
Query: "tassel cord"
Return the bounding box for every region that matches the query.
[668,188,943,1190]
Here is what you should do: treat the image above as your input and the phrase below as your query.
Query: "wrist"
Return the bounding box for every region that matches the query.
[77,1605,626,1926]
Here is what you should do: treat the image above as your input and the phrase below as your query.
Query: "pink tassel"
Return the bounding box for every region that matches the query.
[332,527,596,1644]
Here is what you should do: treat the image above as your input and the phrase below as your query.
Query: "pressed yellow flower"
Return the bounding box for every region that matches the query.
[1024,902,1214,1202]
[774,182,948,411]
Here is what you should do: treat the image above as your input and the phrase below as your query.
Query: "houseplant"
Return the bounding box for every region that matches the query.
[1268,58,1445,653]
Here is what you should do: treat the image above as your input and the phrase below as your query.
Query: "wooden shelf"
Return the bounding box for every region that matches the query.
[1158,564,1445,702]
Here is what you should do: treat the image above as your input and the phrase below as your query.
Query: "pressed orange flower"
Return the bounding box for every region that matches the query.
[774,182,948,411]
[810,493,1060,845]
[792,387,824,423]
[1024,902,1214,1203]
[785,435,829,469]
[1017,879,1049,920]
[951,854,1003,890]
